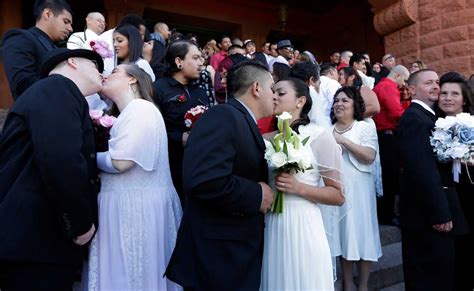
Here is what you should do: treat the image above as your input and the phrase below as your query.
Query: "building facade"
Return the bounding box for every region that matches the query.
[1,0,473,108]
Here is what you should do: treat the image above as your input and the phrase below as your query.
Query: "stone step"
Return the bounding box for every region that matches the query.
[380,282,405,291]
[379,224,401,246]
[335,242,404,291]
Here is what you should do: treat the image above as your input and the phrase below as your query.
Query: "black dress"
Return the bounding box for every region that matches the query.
[454,164,474,291]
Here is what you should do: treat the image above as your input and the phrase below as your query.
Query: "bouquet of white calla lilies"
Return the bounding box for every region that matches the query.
[264,112,313,213]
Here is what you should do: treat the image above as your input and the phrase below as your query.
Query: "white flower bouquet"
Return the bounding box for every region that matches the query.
[430,112,474,182]
[264,112,313,213]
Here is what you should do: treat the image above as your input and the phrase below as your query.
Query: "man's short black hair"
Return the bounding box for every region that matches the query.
[349,53,365,67]
[227,60,271,97]
[320,64,337,76]
[33,0,72,21]
[118,14,146,30]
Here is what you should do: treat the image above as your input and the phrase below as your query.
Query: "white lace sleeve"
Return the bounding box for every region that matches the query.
[358,120,378,152]
[108,99,161,171]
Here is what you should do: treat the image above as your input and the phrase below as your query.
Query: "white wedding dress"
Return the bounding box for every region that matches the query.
[260,124,343,291]
[81,99,183,291]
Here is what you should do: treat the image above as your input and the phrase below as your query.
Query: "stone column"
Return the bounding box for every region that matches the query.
[370,0,474,77]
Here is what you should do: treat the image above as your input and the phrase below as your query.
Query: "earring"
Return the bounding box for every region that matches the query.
[177,64,183,69]
[128,83,136,98]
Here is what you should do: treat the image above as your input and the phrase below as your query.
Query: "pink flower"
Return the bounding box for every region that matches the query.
[90,40,114,58]
[99,115,116,128]
[89,109,103,120]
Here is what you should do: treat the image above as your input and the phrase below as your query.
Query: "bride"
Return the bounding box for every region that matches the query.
[260,77,345,290]
[81,64,182,290]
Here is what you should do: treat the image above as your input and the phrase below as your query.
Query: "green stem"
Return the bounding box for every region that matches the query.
[271,190,285,214]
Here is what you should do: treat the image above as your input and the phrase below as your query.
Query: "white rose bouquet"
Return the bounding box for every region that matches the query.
[430,112,474,182]
[264,112,313,213]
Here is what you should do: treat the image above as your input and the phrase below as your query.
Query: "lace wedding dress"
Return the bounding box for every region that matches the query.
[81,99,182,291]
[260,124,343,291]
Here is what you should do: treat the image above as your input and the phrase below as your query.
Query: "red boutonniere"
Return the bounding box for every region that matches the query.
[178,94,187,103]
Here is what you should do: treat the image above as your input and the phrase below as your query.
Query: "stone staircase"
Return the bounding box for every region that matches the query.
[335,225,405,291]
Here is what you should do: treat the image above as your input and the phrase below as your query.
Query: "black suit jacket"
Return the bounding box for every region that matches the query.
[398,102,467,233]
[166,98,268,290]
[1,27,57,100]
[0,75,99,264]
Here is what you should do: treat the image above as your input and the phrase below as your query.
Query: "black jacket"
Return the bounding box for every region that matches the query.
[1,27,57,100]
[153,76,208,199]
[166,98,268,290]
[398,102,467,234]
[0,74,100,264]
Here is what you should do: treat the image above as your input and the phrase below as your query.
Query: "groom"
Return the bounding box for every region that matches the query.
[166,60,275,290]
[0,48,104,290]
[398,69,468,291]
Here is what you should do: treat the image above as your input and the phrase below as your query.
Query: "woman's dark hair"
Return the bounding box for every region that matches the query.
[165,40,197,75]
[438,71,473,114]
[289,61,320,84]
[147,40,166,78]
[330,86,366,124]
[278,77,312,133]
[114,24,143,63]
[272,63,290,82]
[339,67,362,88]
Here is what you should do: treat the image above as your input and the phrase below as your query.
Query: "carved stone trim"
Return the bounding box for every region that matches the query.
[373,0,418,36]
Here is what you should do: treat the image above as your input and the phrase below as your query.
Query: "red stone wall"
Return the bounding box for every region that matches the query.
[374,0,474,77]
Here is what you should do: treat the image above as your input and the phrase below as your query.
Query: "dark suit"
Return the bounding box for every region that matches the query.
[398,102,468,291]
[1,27,57,100]
[166,98,268,291]
[0,75,99,290]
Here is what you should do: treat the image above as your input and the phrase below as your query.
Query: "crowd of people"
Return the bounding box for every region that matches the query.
[0,0,473,291]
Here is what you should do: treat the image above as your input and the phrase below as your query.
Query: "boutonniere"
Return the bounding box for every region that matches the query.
[177,94,187,103]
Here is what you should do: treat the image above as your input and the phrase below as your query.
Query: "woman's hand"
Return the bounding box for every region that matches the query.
[332,131,346,147]
[275,172,302,194]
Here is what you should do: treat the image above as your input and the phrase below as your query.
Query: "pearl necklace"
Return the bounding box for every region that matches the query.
[334,120,356,134]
